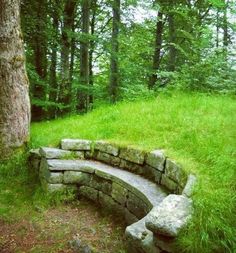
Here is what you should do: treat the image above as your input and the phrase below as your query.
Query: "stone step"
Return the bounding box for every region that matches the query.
[46,159,168,207]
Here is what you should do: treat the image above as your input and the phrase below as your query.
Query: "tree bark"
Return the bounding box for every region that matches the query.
[31,0,48,121]
[89,0,98,108]
[223,0,229,49]
[149,11,164,89]
[77,0,90,112]
[216,8,219,48]
[168,4,176,72]
[59,0,77,114]
[109,0,120,103]
[49,5,59,118]
[0,0,30,158]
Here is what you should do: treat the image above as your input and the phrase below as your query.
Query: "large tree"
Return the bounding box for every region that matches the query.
[149,1,164,89]
[77,0,91,112]
[59,0,77,112]
[109,0,121,103]
[0,0,30,158]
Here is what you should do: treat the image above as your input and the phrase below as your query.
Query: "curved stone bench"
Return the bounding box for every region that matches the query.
[29,139,196,253]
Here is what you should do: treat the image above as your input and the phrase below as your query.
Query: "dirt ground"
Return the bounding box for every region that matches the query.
[0,200,127,253]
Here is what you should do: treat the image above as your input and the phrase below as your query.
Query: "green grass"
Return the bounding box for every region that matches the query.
[1,92,235,252]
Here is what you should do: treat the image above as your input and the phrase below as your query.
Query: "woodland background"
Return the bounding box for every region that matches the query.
[21,0,236,121]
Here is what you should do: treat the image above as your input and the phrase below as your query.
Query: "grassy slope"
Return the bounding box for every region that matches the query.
[31,92,236,253]
[1,92,234,252]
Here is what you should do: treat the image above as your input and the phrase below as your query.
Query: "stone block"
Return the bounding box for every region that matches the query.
[78,186,98,202]
[61,139,92,151]
[145,194,193,237]
[165,159,187,187]
[146,150,165,172]
[94,169,113,181]
[161,175,178,193]
[95,151,111,164]
[29,148,41,158]
[47,183,66,193]
[94,141,119,156]
[29,157,41,171]
[111,182,128,205]
[144,165,162,184]
[119,147,145,165]
[84,151,94,159]
[64,171,91,185]
[120,159,143,174]
[48,172,63,184]
[125,218,160,253]
[90,175,112,195]
[46,184,77,194]
[29,149,41,171]
[94,151,121,167]
[127,192,150,219]
[98,192,124,215]
[124,208,138,225]
[39,147,72,159]
[39,158,50,182]
[110,156,121,167]
[75,151,85,159]
[182,174,197,197]
[47,160,95,173]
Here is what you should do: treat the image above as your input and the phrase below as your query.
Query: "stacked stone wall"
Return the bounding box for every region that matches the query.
[29,139,196,253]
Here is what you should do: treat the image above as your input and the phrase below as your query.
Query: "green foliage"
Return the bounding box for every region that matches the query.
[160,52,236,93]
[21,0,236,118]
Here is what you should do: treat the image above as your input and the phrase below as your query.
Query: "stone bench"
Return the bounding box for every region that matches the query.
[29,139,196,253]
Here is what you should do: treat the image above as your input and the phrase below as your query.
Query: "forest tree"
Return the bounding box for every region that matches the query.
[0,0,30,158]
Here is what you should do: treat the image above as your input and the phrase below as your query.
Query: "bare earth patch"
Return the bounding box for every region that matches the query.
[0,200,127,253]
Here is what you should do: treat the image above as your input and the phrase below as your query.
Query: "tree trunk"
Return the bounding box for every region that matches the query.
[168,6,176,72]
[149,11,164,89]
[223,0,229,49]
[49,6,59,118]
[59,0,77,114]
[77,0,90,112]
[109,0,120,103]
[69,21,75,86]
[0,0,30,158]
[89,0,98,108]
[31,0,48,121]
[216,8,219,48]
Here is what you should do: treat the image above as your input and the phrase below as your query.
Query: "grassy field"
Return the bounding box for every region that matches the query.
[1,92,235,252]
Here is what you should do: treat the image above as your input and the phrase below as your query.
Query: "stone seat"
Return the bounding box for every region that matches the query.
[46,159,168,208]
[30,142,195,253]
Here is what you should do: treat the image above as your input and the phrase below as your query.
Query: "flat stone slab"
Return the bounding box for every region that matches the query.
[47,159,95,173]
[94,141,119,156]
[182,174,197,197]
[146,150,165,171]
[145,194,192,237]
[61,139,91,151]
[165,159,187,187]
[119,147,145,165]
[46,159,167,207]
[39,147,73,159]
